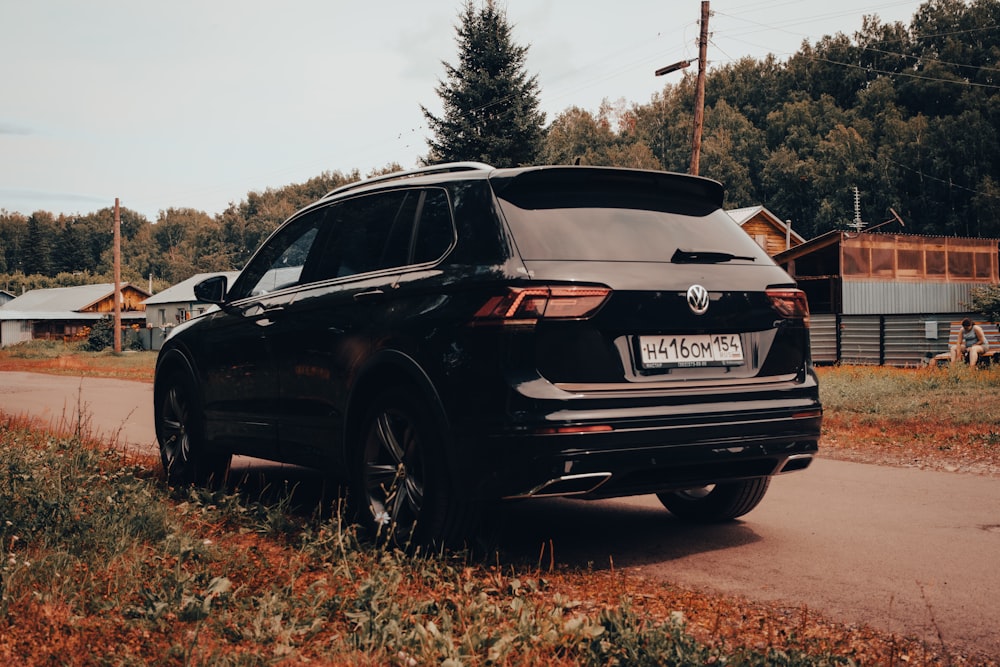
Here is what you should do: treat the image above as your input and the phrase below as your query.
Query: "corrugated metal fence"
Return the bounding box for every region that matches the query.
[841,281,982,316]
[810,313,976,366]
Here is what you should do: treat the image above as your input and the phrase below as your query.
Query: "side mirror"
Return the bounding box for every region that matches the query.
[193,275,228,304]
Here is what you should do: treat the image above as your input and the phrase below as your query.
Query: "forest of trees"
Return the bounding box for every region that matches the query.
[1,0,998,295]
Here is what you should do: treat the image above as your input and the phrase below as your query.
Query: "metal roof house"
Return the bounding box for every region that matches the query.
[142,272,239,350]
[143,272,240,328]
[0,283,150,347]
[774,231,1000,366]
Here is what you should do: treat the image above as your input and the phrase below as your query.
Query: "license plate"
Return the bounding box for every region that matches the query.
[638,334,744,368]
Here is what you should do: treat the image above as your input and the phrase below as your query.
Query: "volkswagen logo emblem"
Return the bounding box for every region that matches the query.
[686,284,710,315]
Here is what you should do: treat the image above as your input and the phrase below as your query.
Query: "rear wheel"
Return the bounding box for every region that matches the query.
[656,477,771,522]
[155,369,230,487]
[351,388,469,549]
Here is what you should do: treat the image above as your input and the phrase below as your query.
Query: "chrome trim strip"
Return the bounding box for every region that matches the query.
[555,373,799,394]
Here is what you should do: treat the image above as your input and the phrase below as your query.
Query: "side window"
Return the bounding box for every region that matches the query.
[289,188,456,284]
[314,191,417,280]
[413,189,454,264]
[229,209,326,300]
[375,192,419,271]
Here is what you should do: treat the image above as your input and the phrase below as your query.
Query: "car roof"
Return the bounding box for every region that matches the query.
[321,162,494,200]
[316,162,724,209]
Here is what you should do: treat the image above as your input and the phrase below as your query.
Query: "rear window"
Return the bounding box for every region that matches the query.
[496,186,771,263]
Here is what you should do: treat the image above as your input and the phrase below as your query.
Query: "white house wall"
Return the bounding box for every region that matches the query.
[147,301,212,327]
[1,320,32,347]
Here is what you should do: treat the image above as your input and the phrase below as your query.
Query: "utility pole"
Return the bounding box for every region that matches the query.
[113,198,122,353]
[690,0,710,176]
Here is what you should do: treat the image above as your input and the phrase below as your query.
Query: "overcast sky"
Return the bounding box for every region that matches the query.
[1,0,926,222]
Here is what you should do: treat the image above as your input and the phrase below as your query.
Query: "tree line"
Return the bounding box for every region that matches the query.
[1,0,997,295]
[0,171,363,294]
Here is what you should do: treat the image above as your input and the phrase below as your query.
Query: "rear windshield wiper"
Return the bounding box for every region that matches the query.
[671,248,757,264]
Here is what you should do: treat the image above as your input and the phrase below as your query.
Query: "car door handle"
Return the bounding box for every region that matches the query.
[261,304,286,317]
[354,289,385,301]
[252,304,285,326]
[243,302,285,317]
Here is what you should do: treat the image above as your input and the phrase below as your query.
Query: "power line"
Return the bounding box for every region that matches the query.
[705,7,1000,89]
[882,155,1000,201]
[711,4,1000,80]
[857,44,1000,75]
[807,55,1000,90]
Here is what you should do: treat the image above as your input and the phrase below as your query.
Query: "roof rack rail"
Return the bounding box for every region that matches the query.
[324,161,494,198]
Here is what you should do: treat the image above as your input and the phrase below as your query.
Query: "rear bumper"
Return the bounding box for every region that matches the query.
[465,403,822,501]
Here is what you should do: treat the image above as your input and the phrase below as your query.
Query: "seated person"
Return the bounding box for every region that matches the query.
[950,318,990,365]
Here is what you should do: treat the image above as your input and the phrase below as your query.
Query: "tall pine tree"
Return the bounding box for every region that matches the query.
[422,0,545,167]
[24,212,54,276]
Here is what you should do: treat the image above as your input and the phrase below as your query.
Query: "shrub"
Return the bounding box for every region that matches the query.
[84,317,114,351]
[966,284,1000,324]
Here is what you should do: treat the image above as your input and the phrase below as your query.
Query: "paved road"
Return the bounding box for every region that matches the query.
[0,371,157,453]
[492,463,1000,658]
[2,370,998,658]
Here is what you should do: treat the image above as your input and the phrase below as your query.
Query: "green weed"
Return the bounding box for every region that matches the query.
[3,339,82,359]
[818,364,1000,425]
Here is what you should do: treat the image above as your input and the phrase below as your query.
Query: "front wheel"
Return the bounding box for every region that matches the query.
[656,477,771,522]
[351,388,470,549]
[155,369,230,488]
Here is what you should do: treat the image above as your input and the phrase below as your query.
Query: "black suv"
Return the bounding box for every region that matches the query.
[154,163,821,545]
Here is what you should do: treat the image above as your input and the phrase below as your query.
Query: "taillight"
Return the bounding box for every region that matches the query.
[767,288,810,327]
[472,286,611,325]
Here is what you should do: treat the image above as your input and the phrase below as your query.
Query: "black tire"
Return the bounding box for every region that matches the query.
[351,388,469,550]
[155,369,231,488]
[656,477,771,522]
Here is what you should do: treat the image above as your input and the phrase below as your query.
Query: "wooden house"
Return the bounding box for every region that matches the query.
[727,206,806,256]
[0,283,150,347]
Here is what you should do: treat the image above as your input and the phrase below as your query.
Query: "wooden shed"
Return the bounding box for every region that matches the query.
[727,206,806,256]
[774,232,1000,365]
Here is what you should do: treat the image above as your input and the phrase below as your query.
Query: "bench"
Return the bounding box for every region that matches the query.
[933,321,1000,366]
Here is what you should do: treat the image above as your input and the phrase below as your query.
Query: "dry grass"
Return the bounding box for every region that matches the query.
[0,340,155,382]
